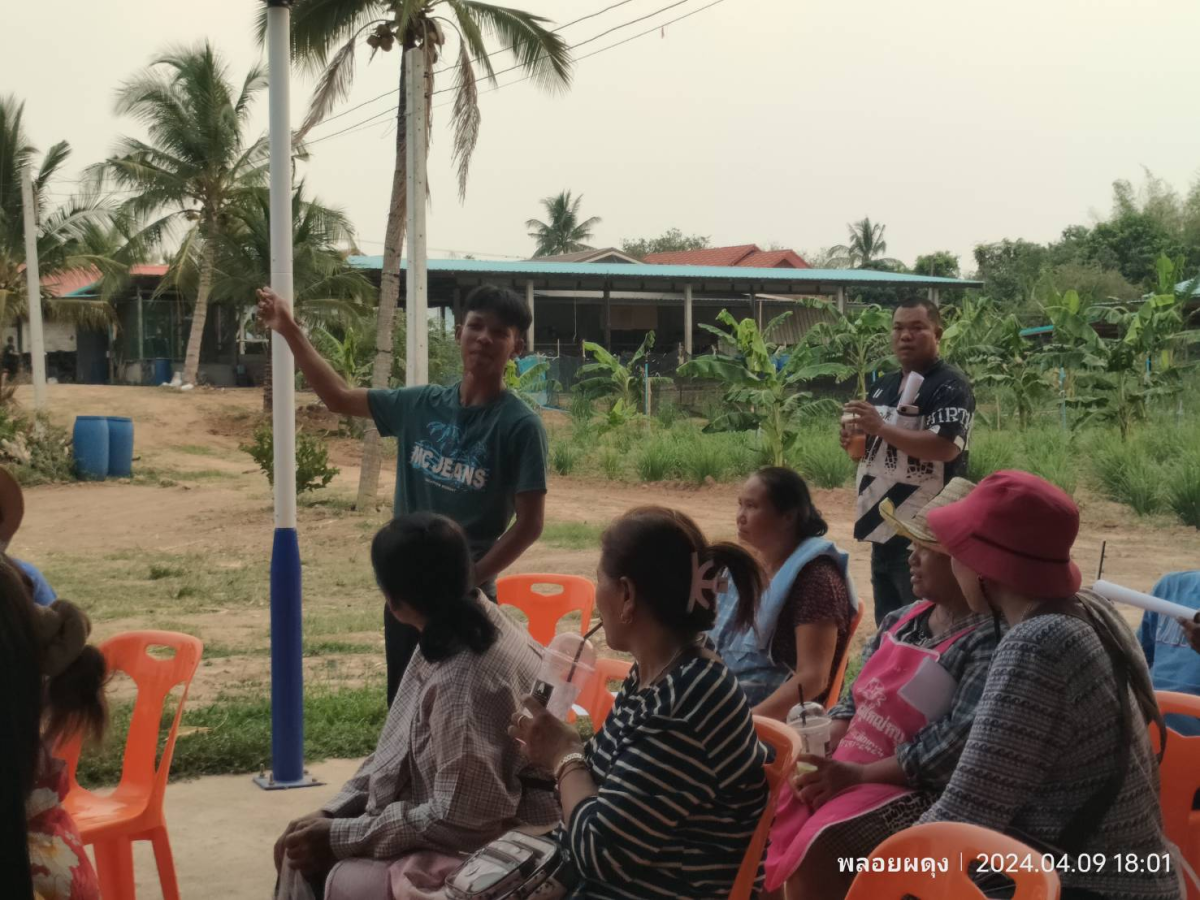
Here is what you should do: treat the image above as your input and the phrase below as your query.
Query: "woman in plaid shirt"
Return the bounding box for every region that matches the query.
[273,514,558,900]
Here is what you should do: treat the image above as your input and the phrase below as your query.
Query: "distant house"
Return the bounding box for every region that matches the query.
[534,247,642,265]
[643,244,810,269]
[4,264,255,386]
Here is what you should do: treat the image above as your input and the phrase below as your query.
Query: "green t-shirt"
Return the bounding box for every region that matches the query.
[367,383,548,559]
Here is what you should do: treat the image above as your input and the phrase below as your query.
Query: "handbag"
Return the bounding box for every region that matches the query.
[444,831,578,900]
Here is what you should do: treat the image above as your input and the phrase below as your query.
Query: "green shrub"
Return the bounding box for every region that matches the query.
[790,432,855,489]
[569,392,594,426]
[966,429,1019,483]
[0,410,73,485]
[1167,459,1200,528]
[723,433,760,480]
[551,441,580,476]
[599,449,623,480]
[635,437,679,482]
[679,439,727,484]
[240,425,339,494]
[655,400,685,428]
[1091,435,1165,515]
[1021,429,1078,497]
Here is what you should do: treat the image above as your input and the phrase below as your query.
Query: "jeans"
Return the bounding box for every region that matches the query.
[870,539,918,627]
[384,580,497,706]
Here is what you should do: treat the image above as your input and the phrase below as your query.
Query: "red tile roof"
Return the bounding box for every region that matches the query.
[642,245,759,267]
[41,269,103,298]
[39,264,168,297]
[739,249,810,269]
[641,244,809,269]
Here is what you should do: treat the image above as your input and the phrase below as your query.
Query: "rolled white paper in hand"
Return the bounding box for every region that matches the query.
[898,372,925,408]
[1092,580,1198,622]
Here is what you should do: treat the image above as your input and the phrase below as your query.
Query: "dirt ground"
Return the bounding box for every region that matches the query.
[17,383,1200,900]
[20,383,1196,670]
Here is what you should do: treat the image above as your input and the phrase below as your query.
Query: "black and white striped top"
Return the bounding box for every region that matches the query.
[563,652,769,899]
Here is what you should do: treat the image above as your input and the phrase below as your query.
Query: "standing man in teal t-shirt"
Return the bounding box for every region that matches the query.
[257,284,547,702]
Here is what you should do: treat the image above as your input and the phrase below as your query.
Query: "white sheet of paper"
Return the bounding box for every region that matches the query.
[1093,580,1196,621]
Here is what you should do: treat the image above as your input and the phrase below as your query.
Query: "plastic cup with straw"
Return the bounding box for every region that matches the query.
[531,620,601,719]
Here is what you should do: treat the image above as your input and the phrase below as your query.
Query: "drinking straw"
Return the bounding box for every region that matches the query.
[1097,540,1107,580]
[798,684,807,726]
[567,620,604,683]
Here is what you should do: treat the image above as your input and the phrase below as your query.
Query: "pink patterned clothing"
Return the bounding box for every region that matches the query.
[27,747,99,900]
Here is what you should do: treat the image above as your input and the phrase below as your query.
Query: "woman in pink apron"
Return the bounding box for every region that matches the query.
[764,478,1002,898]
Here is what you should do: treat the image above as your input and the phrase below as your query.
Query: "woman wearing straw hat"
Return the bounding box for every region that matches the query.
[918,470,1181,900]
[764,478,1002,898]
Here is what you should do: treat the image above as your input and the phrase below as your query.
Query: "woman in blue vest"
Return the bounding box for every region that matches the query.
[714,467,858,716]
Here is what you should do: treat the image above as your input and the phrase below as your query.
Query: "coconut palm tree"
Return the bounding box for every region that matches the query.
[526,190,600,257]
[281,0,573,508]
[95,43,269,386]
[0,95,120,333]
[829,217,902,269]
[206,183,376,411]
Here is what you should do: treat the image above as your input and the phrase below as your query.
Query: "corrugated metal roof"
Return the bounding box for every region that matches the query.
[346,255,981,287]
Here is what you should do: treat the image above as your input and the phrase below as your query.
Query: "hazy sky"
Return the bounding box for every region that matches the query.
[8,0,1200,272]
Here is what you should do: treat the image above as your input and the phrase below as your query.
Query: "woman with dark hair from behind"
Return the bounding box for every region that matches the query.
[2,555,108,900]
[273,513,558,900]
[1,557,41,899]
[713,466,858,716]
[511,506,771,899]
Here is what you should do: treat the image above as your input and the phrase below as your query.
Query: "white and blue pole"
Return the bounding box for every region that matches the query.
[257,0,313,790]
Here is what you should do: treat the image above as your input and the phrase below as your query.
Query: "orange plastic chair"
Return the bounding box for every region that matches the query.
[577,657,633,728]
[497,573,595,646]
[825,602,866,709]
[843,822,1060,899]
[729,716,803,900]
[56,631,204,900]
[1151,691,1200,897]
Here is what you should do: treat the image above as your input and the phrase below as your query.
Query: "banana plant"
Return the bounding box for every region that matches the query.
[802,303,895,398]
[973,315,1054,431]
[575,331,666,415]
[679,309,850,466]
[1069,264,1199,439]
[504,358,560,411]
[1039,288,1104,401]
[940,295,1003,383]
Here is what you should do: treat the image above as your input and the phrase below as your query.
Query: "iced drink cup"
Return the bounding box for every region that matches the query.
[531,632,596,720]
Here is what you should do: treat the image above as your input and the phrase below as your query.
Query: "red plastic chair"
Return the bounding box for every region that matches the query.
[577,657,633,729]
[56,631,204,900]
[729,716,802,900]
[825,602,866,709]
[497,573,595,646]
[843,822,1060,899]
[1151,691,1200,898]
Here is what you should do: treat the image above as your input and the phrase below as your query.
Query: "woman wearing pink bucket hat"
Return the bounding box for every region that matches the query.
[918,471,1181,900]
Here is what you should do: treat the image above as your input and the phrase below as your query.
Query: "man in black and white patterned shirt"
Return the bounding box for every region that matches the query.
[842,298,974,626]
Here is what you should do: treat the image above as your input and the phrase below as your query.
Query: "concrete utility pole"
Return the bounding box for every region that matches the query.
[20,167,47,409]
[404,47,429,386]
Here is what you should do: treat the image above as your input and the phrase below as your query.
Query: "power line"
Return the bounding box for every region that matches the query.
[432,0,729,112]
[426,0,694,99]
[308,0,727,148]
[308,0,642,133]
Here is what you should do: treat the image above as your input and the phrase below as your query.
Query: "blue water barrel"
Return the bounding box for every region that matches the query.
[106,417,134,478]
[153,358,172,385]
[73,416,110,481]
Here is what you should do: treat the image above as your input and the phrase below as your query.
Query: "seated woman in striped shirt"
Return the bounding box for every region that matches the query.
[511,506,771,900]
